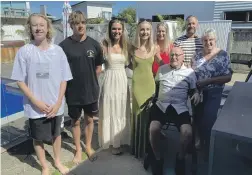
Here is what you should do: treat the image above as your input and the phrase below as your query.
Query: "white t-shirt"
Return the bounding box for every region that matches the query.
[11,43,73,119]
[155,64,197,114]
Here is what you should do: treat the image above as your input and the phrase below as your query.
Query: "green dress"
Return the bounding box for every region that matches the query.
[131,55,155,159]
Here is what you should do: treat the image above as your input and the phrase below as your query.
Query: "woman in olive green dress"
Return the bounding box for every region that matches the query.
[129,19,164,159]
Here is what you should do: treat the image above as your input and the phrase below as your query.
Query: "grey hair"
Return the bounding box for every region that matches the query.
[202,28,217,39]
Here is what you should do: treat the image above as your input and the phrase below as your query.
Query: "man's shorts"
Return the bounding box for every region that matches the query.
[68,101,98,120]
[149,103,191,131]
[29,115,63,142]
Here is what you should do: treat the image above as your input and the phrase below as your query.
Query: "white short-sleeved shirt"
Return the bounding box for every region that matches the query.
[11,43,73,119]
[155,64,197,114]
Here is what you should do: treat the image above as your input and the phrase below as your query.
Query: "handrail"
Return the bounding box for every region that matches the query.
[231,59,252,68]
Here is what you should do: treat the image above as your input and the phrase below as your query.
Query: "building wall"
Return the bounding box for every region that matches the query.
[213,1,252,20]
[72,2,88,16]
[1,25,26,41]
[1,1,30,16]
[213,1,252,29]
[71,2,112,20]
[136,1,215,21]
[230,30,252,54]
[86,2,112,19]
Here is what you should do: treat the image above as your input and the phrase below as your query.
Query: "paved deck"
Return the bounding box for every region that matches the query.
[69,128,252,175]
[1,63,251,175]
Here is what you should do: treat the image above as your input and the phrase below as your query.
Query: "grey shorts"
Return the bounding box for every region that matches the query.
[29,115,63,142]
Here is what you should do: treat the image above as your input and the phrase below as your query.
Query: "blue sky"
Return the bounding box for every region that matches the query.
[30,1,136,20]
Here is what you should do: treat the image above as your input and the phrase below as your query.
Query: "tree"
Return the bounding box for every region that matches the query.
[86,17,105,24]
[156,14,186,33]
[115,7,137,40]
[175,17,186,33]
[117,7,136,24]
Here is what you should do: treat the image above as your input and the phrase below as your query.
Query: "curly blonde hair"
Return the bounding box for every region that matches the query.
[26,13,53,43]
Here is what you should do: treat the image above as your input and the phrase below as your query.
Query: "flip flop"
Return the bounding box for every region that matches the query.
[86,151,98,162]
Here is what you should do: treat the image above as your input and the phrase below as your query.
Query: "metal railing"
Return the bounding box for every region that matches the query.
[1,7,30,17]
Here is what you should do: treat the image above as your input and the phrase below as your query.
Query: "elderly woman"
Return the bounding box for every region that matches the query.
[193,28,232,158]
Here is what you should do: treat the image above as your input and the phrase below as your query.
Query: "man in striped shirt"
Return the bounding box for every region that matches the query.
[174,15,203,151]
[174,15,203,68]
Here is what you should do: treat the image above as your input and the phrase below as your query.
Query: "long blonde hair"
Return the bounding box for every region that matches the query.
[133,20,154,53]
[26,13,53,43]
[103,18,129,64]
[155,22,171,54]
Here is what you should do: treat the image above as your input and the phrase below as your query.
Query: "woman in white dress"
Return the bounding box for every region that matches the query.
[98,17,131,155]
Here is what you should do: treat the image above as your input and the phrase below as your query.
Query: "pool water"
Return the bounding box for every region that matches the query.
[1,81,23,118]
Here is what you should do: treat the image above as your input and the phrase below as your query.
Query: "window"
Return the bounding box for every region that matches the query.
[10,2,26,9]
[224,11,252,22]
[152,14,184,22]
[101,11,112,20]
[1,2,11,15]
[1,1,28,16]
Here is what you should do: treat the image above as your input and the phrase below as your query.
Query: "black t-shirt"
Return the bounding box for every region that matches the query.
[59,36,104,105]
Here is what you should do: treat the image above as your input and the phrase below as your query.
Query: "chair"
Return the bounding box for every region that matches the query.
[143,97,198,175]
[162,113,198,174]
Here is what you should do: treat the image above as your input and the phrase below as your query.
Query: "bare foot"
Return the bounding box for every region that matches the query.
[112,147,122,155]
[41,167,50,175]
[85,147,98,162]
[85,147,94,157]
[73,150,82,164]
[55,162,69,175]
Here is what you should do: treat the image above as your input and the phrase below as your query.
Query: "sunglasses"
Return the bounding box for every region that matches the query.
[138,18,152,25]
[111,17,127,23]
[170,53,184,58]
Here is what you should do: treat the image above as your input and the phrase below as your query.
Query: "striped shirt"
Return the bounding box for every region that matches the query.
[174,35,203,67]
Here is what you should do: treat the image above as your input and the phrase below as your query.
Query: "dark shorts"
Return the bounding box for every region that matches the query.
[149,103,191,130]
[29,115,63,142]
[68,101,98,120]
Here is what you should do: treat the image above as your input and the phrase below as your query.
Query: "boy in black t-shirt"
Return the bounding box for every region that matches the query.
[59,11,104,163]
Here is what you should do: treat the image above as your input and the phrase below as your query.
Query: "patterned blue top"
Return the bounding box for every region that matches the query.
[193,50,232,89]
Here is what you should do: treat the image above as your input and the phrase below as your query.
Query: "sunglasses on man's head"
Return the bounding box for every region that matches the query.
[138,18,152,24]
[170,53,184,58]
[111,17,127,23]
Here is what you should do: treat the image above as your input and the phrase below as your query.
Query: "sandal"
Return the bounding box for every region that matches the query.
[85,150,98,162]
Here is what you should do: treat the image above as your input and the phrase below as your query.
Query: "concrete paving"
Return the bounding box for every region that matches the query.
[1,63,251,175]
[1,119,100,175]
[69,127,252,175]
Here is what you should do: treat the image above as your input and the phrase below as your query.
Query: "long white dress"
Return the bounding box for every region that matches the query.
[98,53,131,149]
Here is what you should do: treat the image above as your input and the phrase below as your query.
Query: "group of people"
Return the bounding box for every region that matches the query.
[11,10,232,175]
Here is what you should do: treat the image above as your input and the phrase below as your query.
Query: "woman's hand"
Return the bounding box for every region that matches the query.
[191,92,201,105]
[196,79,210,88]
[154,45,163,65]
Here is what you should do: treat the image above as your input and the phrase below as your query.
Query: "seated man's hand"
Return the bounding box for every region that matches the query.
[191,92,201,106]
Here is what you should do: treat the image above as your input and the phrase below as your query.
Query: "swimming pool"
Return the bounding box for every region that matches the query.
[1,79,23,118]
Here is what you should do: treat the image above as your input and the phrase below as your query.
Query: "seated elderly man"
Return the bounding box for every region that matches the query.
[149,47,200,175]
